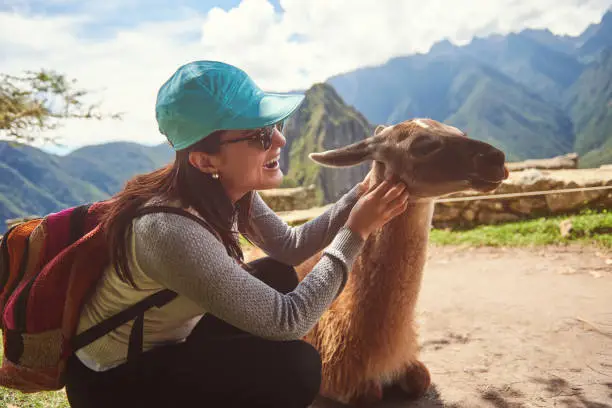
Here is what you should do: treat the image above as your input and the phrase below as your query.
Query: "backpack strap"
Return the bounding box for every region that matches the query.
[71,205,218,361]
[71,288,177,353]
[126,205,223,362]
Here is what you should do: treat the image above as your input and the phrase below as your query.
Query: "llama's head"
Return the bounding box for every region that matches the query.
[309,118,508,199]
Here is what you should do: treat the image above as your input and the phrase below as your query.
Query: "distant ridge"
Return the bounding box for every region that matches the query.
[326,9,612,167]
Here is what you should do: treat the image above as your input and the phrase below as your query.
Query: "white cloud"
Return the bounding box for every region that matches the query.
[0,0,610,153]
[0,11,208,151]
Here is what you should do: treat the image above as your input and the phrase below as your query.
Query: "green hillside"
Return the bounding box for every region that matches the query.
[328,53,574,161]
[579,11,612,59]
[0,141,173,228]
[439,33,584,102]
[0,161,67,222]
[325,52,469,126]
[62,142,174,194]
[580,137,612,168]
[281,83,374,203]
[445,68,574,161]
[564,49,612,159]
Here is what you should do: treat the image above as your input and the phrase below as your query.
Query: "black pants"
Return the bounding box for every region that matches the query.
[64,257,322,408]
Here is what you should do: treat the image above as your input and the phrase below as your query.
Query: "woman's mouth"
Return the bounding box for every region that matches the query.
[263,156,280,170]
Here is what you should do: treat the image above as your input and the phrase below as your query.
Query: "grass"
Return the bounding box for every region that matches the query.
[238,210,612,251]
[0,387,68,408]
[0,211,609,407]
[429,209,612,248]
[239,210,612,253]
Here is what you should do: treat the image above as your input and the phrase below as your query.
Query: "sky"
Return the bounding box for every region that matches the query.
[1,0,611,155]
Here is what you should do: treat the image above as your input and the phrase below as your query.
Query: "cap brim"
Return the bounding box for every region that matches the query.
[221,92,305,130]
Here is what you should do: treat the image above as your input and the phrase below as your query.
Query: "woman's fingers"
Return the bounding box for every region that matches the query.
[382,182,406,202]
[346,176,411,240]
[384,190,410,217]
[367,181,409,218]
[368,179,393,198]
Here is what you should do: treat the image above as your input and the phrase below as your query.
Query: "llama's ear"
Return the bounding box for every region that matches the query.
[374,125,386,135]
[309,135,383,168]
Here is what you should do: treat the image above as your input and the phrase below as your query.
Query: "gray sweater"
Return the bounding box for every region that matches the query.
[75,185,364,371]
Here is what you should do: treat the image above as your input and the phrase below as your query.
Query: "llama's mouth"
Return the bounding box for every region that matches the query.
[469,176,503,192]
[467,164,508,191]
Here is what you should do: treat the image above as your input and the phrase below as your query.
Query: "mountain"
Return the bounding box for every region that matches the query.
[564,48,612,167]
[327,51,574,161]
[0,141,173,229]
[62,142,174,195]
[281,83,374,203]
[326,9,612,167]
[579,11,612,59]
[519,28,581,55]
[443,65,574,161]
[434,33,585,102]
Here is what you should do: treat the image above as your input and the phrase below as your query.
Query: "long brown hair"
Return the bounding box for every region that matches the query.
[99,131,245,288]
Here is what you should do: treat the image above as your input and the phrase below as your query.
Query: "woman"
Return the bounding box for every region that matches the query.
[64,60,409,408]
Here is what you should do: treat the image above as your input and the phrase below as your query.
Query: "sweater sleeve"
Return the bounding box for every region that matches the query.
[240,185,362,265]
[132,212,364,341]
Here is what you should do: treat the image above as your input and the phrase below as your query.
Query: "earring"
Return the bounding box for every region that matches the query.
[211,172,219,179]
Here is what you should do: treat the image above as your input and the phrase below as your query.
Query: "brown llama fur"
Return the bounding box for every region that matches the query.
[295,164,435,405]
[254,118,508,406]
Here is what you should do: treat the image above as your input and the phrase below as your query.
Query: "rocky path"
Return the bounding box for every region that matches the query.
[307,244,612,408]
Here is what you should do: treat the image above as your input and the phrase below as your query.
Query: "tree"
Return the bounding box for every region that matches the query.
[0,69,122,145]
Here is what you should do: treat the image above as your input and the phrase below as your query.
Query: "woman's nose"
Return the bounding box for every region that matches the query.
[273,127,286,148]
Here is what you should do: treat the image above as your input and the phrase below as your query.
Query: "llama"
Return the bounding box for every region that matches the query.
[293,118,508,406]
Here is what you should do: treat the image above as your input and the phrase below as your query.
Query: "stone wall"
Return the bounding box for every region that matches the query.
[432,167,612,228]
[257,184,319,212]
[505,152,578,171]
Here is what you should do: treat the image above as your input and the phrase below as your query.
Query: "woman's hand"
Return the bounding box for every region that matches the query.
[357,168,374,195]
[346,178,410,240]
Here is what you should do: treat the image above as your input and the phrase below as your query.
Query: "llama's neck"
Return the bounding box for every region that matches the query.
[348,199,435,324]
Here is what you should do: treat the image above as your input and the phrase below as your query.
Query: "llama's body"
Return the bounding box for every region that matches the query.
[294,118,508,405]
[297,176,435,404]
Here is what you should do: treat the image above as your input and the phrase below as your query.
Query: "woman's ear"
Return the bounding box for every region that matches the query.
[188,151,219,175]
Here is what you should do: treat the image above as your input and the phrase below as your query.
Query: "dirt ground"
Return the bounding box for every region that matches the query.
[294,244,612,408]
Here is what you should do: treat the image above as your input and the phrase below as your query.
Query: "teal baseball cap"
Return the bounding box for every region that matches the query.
[155,60,305,151]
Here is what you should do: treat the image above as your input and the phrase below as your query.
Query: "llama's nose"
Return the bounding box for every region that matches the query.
[478,149,505,167]
[474,148,506,178]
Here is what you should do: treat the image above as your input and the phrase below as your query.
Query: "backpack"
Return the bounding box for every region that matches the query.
[0,202,218,393]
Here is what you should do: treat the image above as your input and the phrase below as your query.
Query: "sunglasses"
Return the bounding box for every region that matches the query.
[219,121,285,151]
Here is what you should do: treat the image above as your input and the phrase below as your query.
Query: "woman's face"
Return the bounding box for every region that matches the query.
[192,125,287,203]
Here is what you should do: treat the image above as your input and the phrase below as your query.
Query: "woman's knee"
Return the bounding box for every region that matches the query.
[247,256,299,294]
[276,341,322,407]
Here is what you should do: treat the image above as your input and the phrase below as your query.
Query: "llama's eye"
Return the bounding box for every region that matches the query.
[411,137,442,157]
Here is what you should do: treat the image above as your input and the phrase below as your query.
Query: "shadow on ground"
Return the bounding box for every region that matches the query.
[528,377,612,408]
[475,376,612,408]
[311,384,454,408]
[310,376,612,407]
